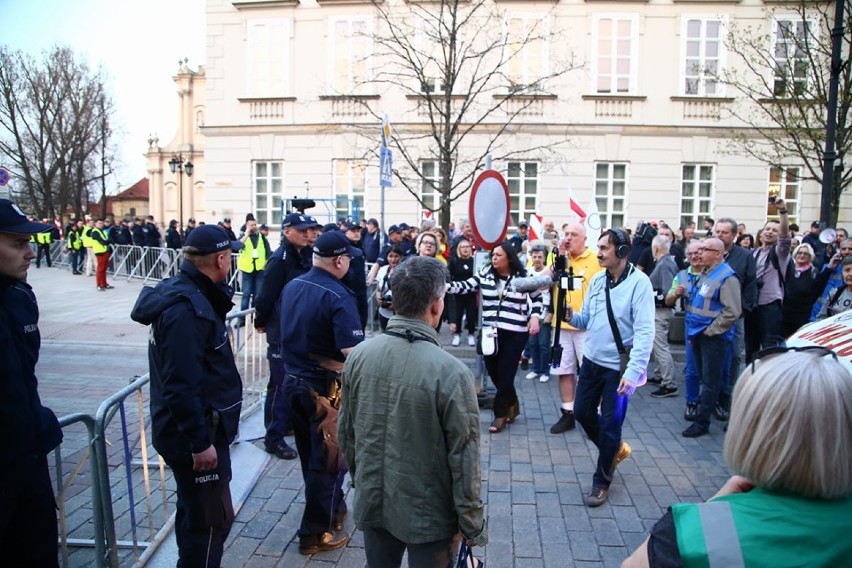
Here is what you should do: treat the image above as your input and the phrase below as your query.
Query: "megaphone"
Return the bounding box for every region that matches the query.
[820,228,837,244]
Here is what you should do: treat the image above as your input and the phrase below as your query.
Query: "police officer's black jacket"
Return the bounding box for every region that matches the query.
[131,223,146,247]
[253,240,311,346]
[0,276,62,489]
[130,261,242,460]
[165,227,182,250]
[144,222,161,247]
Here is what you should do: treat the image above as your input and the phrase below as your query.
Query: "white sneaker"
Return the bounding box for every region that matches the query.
[539,374,550,383]
[451,334,461,346]
[525,371,538,380]
[467,335,476,347]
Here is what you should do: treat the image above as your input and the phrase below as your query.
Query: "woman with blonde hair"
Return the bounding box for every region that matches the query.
[781,242,832,336]
[623,347,852,567]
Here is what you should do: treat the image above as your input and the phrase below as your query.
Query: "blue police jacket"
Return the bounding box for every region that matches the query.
[131,261,243,459]
[685,262,737,340]
[279,266,364,381]
[0,276,63,490]
[254,240,311,347]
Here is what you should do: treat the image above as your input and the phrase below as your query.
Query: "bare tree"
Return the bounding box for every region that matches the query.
[723,1,851,224]
[348,0,577,228]
[0,46,116,219]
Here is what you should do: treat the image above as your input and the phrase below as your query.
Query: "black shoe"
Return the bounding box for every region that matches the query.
[97,286,106,291]
[682,423,709,438]
[650,386,678,398]
[104,284,115,289]
[684,402,698,421]
[264,440,297,460]
[299,531,350,555]
[584,486,608,507]
[520,358,529,371]
[550,409,576,434]
[714,404,730,422]
[646,376,663,385]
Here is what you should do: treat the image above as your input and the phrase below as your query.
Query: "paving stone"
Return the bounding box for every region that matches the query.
[590,519,624,546]
[512,481,536,504]
[568,531,600,562]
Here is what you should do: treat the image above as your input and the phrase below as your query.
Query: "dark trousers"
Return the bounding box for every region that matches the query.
[363,527,457,568]
[0,455,58,568]
[264,347,291,445]
[692,332,732,429]
[69,249,81,273]
[745,301,783,363]
[284,374,347,536]
[36,243,52,267]
[574,357,629,489]
[452,293,478,335]
[165,441,234,568]
[483,328,529,418]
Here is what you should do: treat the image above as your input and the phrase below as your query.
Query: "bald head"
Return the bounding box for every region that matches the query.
[563,222,587,257]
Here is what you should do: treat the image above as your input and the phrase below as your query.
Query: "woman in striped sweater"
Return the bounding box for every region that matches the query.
[448,241,543,433]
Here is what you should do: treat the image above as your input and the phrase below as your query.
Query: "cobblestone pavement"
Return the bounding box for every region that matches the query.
[27,265,731,567]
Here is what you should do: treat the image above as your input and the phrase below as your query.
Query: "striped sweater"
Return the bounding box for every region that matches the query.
[448,266,542,332]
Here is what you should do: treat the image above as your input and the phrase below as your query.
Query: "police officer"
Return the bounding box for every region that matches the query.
[130,224,244,568]
[131,217,146,247]
[254,213,316,461]
[281,231,364,554]
[35,222,53,268]
[342,221,368,329]
[165,219,182,250]
[0,200,63,567]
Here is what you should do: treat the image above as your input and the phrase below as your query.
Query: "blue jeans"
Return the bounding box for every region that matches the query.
[528,323,552,374]
[574,358,630,489]
[69,249,81,273]
[721,317,745,398]
[241,270,266,312]
[684,339,699,404]
[692,333,732,429]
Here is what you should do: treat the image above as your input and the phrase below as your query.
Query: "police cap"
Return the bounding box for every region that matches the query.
[185,224,244,255]
[0,199,52,234]
[313,231,357,258]
[283,212,317,230]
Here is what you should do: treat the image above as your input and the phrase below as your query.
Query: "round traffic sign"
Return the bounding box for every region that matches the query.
[468,170,509,250]
[0,167,10,186]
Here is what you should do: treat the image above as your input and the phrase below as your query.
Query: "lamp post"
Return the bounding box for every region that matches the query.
[168,155,194,231]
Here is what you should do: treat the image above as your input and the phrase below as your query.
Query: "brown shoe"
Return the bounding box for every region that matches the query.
[299,531,350,555]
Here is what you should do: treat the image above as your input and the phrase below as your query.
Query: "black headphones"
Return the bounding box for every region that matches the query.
[603,228,631,259]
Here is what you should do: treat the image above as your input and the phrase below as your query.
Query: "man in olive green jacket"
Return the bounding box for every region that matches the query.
[339,256,487,566]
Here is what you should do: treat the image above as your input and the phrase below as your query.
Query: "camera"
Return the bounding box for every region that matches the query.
[379,294,394,308]
[653,288,666,308]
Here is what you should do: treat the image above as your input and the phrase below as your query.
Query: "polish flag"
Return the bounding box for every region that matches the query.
[528,214,543,241]
[570,196,586,221]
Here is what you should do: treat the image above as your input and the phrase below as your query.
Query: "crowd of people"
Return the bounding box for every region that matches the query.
[8,195,852,567]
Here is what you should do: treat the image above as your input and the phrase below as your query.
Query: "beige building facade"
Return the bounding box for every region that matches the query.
[193,0,847,236]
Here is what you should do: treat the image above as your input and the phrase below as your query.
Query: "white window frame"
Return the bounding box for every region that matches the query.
[680,16,727,97]
[420,160,442,218]
[253,161,285,228]
[592,13,639,95]
[246,18,291,97]
[767,166,801,223]
[506,161,539,231]
[770,16,817,98]
[416,15,453,96]
[503,13,551,92]
[679,164,715,229]
[328,16,373,95]
[333,160,368,221]
[594,162,628,229]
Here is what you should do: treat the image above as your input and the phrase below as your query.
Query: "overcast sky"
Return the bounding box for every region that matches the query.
[3,0,206,192]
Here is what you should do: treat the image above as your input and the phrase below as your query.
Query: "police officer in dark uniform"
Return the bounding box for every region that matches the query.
[281,231,364,554]
[342,221,368,329]
[131,217,146,247]
[131,224,244,568]
[254,212,317,461]
[0,200,62,567]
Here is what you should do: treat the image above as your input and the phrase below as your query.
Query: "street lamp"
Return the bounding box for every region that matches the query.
[168,155,194,230]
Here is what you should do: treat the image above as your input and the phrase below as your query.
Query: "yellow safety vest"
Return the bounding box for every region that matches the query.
[67,231,82,250]
[36,232,52,244]
[82,226,94,248]
[237,235,267,273]
[91,228,108,255]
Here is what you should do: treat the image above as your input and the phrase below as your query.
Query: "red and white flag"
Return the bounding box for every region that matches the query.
[570,195,586,221]
[528,214,543,241]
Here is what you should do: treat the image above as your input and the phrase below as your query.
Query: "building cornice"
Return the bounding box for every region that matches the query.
[232,0,299,8]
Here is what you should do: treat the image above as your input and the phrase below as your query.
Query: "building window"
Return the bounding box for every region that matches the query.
[594,163,627,229]
[593,15,638,95]
[772,18,813,98]
[329,16,372,95]
[682,17,724,96]
[420,160,442,217]
[768,166,800,223]
[505,15,550,92]
[246,19,290,97]
[254,161,284,227]
[507,162,538,230]
[680,164,715,230]
[333,160,367,221]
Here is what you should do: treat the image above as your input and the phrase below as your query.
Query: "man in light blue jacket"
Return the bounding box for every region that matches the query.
[566,228,655,508]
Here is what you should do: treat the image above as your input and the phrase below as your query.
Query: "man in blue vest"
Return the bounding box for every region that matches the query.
[680,237,741,438]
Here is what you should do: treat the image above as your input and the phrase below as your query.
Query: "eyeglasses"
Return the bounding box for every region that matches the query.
[750,345,838,373]
[421,241,437,248]
[699,247,723,253]
[687,250,702,256]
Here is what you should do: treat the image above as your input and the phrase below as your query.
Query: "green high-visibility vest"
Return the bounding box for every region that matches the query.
[82,226,94,248]
[237,234,267,273]
[36,232,52,244]
[67,231,82,251]
[673,487,852,567]
[91,228,108,254]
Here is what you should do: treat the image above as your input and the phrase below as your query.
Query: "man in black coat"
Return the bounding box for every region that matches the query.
[0,200,63,567]
[131,225,244,567]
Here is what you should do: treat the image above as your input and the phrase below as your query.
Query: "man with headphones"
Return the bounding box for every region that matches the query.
[564,228,655,507]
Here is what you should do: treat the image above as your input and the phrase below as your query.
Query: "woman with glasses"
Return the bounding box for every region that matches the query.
[623,347,852,567]
[374,246,404,331]
[781,243,832,335]
[817,256,852,320]
[447,241,543,433]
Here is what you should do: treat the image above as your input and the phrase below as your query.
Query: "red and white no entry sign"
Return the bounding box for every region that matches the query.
[468,170,509,250]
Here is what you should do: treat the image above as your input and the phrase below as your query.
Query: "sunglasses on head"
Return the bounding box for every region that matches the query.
[750,345,838,374]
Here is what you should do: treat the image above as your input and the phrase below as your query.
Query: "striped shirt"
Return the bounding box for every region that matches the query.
[448,266,542,332]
